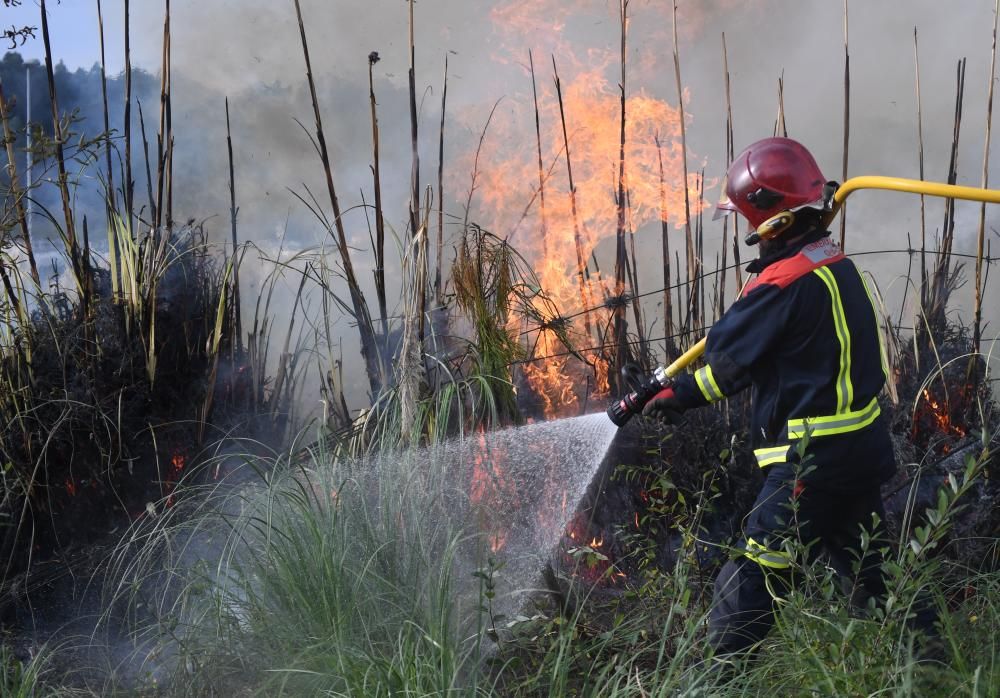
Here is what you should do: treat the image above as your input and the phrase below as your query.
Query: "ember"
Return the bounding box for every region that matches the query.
[913,386,969,453]
[165,452,188,508]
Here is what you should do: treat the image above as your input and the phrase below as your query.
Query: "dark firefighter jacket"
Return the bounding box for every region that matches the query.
[672,230,896,488]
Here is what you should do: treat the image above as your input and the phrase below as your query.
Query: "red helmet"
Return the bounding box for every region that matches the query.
[714,137,826,230]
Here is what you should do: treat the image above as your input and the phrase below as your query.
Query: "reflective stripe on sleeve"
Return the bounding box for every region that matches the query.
[753,445,791,468]
[787,396,881,439]
[694,365,725,403]
[744,537,792,569]
[813,266,854,413]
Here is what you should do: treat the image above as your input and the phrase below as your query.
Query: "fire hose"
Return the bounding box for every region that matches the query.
[607,175,1000,426]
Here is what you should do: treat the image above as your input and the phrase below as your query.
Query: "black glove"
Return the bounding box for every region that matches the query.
[642,386,686,424]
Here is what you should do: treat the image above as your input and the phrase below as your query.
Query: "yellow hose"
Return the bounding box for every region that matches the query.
[822,175,1000,228]
[674,175,1000,372]
[664,337,706,377]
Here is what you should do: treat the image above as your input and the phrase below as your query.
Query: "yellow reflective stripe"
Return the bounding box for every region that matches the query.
[787,397,881,439]
[694,365,725,403]
[753,445,790,468]
[858,268,890,382]
[813,266,853,413]
[745,537,791,569]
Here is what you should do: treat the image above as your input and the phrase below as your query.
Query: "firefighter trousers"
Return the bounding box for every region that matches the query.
[708,464,888,655]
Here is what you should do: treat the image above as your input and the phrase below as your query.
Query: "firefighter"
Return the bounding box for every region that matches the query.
[643,137,896,655]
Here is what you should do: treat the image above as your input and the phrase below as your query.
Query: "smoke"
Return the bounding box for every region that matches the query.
[21,0,1000,406]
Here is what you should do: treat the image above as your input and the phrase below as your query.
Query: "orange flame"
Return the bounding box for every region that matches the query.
[920,388,966,437]
[458,1,710,418]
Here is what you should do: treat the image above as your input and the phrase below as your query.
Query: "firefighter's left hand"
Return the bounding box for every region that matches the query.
[642,386,685,424]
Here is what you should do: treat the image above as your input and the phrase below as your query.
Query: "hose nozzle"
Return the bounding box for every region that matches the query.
[606,365,670,427]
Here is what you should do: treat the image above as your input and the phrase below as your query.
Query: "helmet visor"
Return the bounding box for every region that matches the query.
[712,175,736,221]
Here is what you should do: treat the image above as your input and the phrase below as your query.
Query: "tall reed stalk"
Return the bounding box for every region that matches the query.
[655,133,673,348]
[722,33,742,297]
[123,0,133,229]
[973,0,999,355]
[914,28,927,292]
[226,98,242,358]
[552,56,596,341]
[671,0,695,341]
[39,0,84,302]
[293,0,383,396]
[840,0,851,249]
[0,82,39,290]
[154,0,172,234]
[529,50,549,261]
[612,0,632,382]
[435,55,448,304]
[407,0,426,344]
[96,0,115,215]
[368,51,388,339]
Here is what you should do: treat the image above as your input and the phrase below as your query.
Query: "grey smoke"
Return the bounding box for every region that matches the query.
[30,0,1000,406]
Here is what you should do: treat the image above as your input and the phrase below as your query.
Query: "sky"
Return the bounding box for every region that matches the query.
[4,1,110,70]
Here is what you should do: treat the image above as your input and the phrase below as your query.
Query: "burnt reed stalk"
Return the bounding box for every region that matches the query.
[671,0,695,341]
[612,0,632,383]
[40,0,87,308]
[914,28,928,292]
[96,0,116,215]
[552,55,596,342]
[655,133,674,346]
[922,58,966,337]
[293,0,383,395]
[625,189,648,360]
[138,100,156,224]
[124,0,133,229]
[155,0,172,233]
[407,0,425,344]
[722,33,743,298]
[973,0,998,356]
[435,55,448,304]
[840,0,850,249]
[619,27,645,357]
[368,52,388,339]
[529,50,549,261]
[0,81,40,290]
[226,98,243,358]
[940,61,966,264]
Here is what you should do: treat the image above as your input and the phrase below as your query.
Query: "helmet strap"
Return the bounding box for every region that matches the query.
[744,211,796,246]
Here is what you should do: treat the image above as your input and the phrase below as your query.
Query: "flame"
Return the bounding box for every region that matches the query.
[921,388,966,437]
[913,387,968,453]
[64,478,76,497]
[561,511,626,585]
[166,451,187,508]
[457,1,710,418]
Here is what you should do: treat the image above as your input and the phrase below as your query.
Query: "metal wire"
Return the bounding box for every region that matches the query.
[516,247,998,340]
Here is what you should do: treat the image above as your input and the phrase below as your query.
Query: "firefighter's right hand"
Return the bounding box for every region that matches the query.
[642,386,685,424]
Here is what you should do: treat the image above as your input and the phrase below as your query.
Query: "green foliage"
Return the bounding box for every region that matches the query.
[0,645,45,698]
